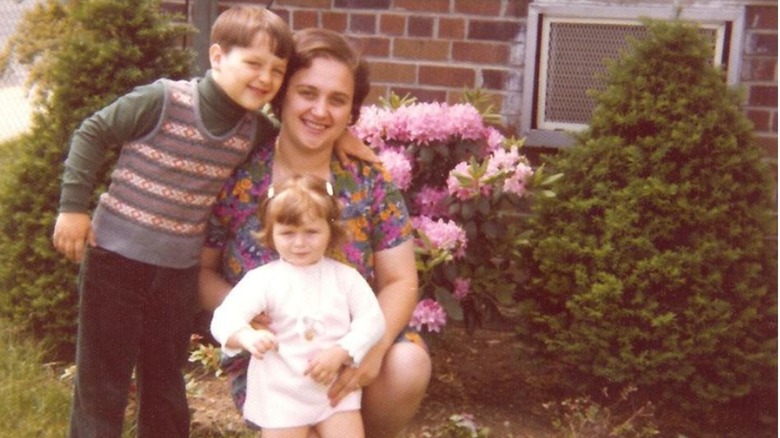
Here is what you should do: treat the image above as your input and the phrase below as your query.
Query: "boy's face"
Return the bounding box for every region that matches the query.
[209,33,287,111]
[272,214,331,267]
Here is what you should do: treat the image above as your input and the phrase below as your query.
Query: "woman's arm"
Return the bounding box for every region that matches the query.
[372,239,419,353]
[198,246,233,312]
[328,239,418,403]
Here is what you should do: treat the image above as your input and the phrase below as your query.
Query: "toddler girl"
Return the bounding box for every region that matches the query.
[211,174,385,438]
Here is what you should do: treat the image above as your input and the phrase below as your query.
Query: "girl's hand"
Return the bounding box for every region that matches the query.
[235,328,278,359]
[305,346,350,385]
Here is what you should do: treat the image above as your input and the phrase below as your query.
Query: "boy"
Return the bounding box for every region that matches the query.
[53,6,369,437]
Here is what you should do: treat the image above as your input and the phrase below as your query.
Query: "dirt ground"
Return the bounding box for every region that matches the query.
[188,325,554,437]
[187,325,777,437]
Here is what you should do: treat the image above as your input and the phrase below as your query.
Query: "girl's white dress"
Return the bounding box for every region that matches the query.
[211,257,385,428]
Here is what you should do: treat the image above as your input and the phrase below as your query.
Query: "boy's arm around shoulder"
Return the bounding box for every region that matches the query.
[334,130,378,165]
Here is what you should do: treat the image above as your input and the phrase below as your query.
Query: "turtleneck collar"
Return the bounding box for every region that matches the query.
[197,70,250,136]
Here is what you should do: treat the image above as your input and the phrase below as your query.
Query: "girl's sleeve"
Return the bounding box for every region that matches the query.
[336,268,386,365]
[210,268,268,356]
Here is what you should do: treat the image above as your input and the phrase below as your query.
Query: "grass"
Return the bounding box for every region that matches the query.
[0,319,71,437]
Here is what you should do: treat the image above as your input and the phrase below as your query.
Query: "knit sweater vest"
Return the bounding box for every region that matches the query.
[92,79,257,269]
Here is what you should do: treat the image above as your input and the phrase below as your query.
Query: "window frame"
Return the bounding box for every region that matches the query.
[520,2,746,148]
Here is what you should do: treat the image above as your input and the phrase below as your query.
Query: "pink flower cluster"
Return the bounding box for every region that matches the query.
[446,146,534,200]
[453,277,471,301]
[377,148,413,190]
[409,298,447,332]
[414,185,449,218]
[353,102,489,149]
[411,215,468,259]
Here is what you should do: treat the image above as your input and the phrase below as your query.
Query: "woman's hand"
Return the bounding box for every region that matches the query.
[327,342,384,405]
[306,346,351,386]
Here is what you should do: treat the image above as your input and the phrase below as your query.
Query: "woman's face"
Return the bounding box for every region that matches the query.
[279,56,354,154]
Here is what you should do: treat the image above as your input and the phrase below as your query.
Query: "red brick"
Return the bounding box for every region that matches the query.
[468,20,522,42]
[334,0,391,8]
[419,65,475,88]
[747,109,772,131]
[439,18,465,40]
[352,36,391,57]
[746,33,779,56]
[365,85,389,107]
[746,5,778,30]
[749,85,778,107]
[394,38,449,61]
[276,0,330,7]
[482,69,507,90]
[380,14,405,36]
[292,10,318,29]
[506,0,531,18]
[368,61,416,84]
[408,16,434,38]
[322,12,348,32]
[350,13,377,34]
[741,58,778,82]
[453,41,509,64]
[394,0,449,13]
[454,0,501,16]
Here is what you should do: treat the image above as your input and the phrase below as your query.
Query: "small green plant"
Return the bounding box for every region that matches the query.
[418,413,491,437]
[188,334,224,378]
[543,386,659,438]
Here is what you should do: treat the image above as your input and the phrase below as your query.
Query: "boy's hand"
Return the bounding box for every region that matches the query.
[52,212,95,263]
[305,346,350,385]
[236,328,278,359]
[334,130,378,165]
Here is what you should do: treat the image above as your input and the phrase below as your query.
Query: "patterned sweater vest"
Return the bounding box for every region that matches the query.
[92,79,257,268]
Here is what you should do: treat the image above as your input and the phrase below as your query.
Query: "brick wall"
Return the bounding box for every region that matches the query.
[164,0,777,155]
[742,3,778,156]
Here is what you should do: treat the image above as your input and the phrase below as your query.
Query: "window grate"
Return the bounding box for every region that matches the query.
[539,19,719,131]
[520,4,744,148]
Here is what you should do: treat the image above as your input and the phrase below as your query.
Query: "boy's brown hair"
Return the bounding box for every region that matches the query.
[210,5,293,60]
[255,175,347,252]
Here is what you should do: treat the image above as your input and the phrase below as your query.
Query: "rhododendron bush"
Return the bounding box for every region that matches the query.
[353,92,557,333]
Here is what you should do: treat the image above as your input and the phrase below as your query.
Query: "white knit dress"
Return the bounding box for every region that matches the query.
[211,257,385,428]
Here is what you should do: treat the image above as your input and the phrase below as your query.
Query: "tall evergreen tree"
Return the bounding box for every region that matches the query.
[522,19,777,409]
[0,0,193,352]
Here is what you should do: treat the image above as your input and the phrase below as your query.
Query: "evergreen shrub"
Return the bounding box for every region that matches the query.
[0,0,193,352]
[520,19,777,409]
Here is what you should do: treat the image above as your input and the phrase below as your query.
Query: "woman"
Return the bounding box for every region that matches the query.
[199,28,431,438]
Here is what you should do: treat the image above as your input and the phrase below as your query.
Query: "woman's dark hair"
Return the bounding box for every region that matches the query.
[271,28,370,125]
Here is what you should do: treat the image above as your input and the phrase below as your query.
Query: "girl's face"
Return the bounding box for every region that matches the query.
[210,32,288,111]
[272,213,331,266]
[279,56,354,154]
